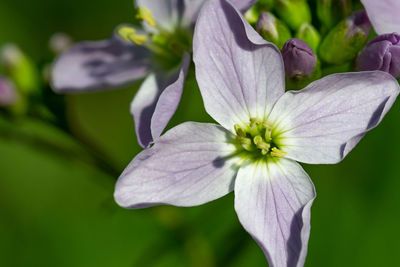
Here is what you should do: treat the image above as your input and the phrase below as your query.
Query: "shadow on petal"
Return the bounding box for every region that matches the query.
[287,207,304,267]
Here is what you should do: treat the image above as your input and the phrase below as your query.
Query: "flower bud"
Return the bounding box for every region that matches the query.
[244,0,274,24]
[244,6,260,25]
[1,44,22,69]
[296,23,321,52]
[256,12,291,49]
[0,76,18,107]
[356,33,400,78]
[282,38,317,78]
[319,10,371,64]
[49,33,73,55]
[317,0,352,29]
[0,44,39,95]
[274,0,311,31]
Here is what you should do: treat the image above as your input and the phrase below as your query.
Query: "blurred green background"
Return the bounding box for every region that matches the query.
[1,0,400,266]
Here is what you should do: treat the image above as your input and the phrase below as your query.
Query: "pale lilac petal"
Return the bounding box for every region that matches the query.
[235,159,315,267]
[130,54,190,148]
[151,53,190,142]
[193,0,285,132]
[114,122,240,208]
[136,0,183,32]
[182,0,255,27]
[182,0,206,26]
[130,73,159,148]
[51,28,151,93]
[361,0,400,34]
[229,0,256,12]
[268,71,399,164]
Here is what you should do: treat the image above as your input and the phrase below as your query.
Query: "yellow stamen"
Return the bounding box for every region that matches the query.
[263,122,273,142]
[270,147,287,158]
[117,26,148,45]
[234,124,246,137]
[136,7,156,28]
[238,137,254,152]
[253,135,271,151]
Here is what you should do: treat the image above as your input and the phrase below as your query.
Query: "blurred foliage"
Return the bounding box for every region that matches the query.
[0,0,400,266]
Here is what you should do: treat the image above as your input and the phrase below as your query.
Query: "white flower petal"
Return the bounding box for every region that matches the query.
[130,73,159,148]
[114,122,240,208]
[361,0,400,34]
[193,0,285,131]
[235,159,316,267]
[268,71,399,164]
[130,54,190,148]
[151,53,190,143]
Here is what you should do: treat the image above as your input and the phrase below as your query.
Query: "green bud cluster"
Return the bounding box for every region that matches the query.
[256,12,292,49]
[234,118,286,159]
[296,23,321,52]
[275,0,311,31]
[317,0,352,30]
[247,0,374,90]
[245,0,275,24]
[319,10,370,64]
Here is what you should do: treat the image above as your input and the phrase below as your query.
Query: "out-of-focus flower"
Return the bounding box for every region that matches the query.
[282,38,317,78]
[361,0,400,34]
[317,0,352,30]
[0,44,39,96]
[114,1,399,266]
[319,10,371,64]
[357,33,400,78]
[52,0,255,148]
[275,0,311,30]
[256,12,291,49]
[49,33,73,55]
[0,76,18,107]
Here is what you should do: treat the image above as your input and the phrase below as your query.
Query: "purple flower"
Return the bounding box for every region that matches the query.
[282,38,316,78]
[0,76,18,107]
[114,0,399,266]
[357,33,400,78]
[361,0,400,34]
[51,0,255,148]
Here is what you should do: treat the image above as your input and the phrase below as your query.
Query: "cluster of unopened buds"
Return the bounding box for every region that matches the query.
[1,1,400,266]
[248,0,400,90]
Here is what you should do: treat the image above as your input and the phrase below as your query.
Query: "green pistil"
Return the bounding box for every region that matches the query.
[234,118,286,159]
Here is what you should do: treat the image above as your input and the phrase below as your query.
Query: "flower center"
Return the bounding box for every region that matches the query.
[150,29,192,69]
[118,7,192,71]
[234,118,286,159]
